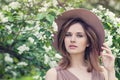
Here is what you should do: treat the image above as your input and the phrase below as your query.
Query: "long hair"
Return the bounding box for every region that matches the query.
[57,18,102,72]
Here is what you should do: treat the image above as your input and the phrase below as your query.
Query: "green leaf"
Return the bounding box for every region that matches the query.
[8,16,14,22]
[36,13,46,20]
[46,14,54,24]
[107,22,112,28]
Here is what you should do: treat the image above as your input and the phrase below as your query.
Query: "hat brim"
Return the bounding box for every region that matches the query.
[55,8,105,48]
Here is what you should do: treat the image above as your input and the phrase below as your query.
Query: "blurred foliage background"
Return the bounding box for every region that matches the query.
[0,0,120,80]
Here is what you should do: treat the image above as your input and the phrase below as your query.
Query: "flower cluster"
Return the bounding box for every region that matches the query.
[17,44,30,54]
[0,12,8,23]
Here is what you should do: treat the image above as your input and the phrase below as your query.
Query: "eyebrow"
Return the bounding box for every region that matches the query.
[66,32,85,34]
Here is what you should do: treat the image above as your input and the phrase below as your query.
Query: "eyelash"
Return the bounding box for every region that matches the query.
[65,34,83,38]
[77,34,83,37]
[65,34,71,37]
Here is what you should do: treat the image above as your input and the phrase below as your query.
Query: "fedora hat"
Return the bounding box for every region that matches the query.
[54,8,105,49]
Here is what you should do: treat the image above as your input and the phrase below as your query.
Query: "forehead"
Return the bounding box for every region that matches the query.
[67,23,85,33]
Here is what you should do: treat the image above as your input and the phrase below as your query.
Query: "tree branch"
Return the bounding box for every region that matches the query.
[57,0,67,10]
[0,45,32,60]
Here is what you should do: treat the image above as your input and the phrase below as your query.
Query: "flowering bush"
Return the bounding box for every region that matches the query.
[0,0,120,80]
[92,6,120,79]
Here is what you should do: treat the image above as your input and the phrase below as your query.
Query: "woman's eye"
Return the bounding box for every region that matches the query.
[77,34,83,37]
[65,33,71,37]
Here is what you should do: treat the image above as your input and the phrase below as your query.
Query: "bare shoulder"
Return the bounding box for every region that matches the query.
[100,66,108,80]
[45,68,57,80]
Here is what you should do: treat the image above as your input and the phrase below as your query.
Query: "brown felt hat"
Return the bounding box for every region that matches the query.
[54,8,105,50]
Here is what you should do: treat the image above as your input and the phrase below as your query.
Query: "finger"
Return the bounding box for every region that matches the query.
[100,52,115,59]
[101,47,112,54]
[103,43,110,49]
[101,53,114,57]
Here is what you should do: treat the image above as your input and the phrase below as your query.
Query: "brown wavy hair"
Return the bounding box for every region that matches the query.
[56,18,102,72]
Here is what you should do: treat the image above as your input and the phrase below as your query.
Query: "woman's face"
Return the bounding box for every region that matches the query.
[64,23,89,55]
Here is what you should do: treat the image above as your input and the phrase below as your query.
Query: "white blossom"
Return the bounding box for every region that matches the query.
[38,1,50,12]
[116,27,120,35]
[5,66,13,71]
[11,71,17,77]
[4,53,13,63]
[49,61,57,68]
[32,25,46,40]
[2,5,10,11]
[105,30,113,46]
[38,7,47,12]
[44,54,50,64]
[17,44,30,54]
[91,8,100,13]
[0,12,8,23]
[5,25,11,31]
[0,12,4,19]
[43,45,52,52]
[33,31,46,40]
[52,21,58,31]
[105,29,109,35]
[17,62,28,66]
[105,9,115,19]
[28,37,34,43]
[52,0,58,7]
[18,12,25,20]
[44,1,50,8]
[98,5,105,10]
[40,76,42,80]
[33,75,42,80]
[111,47,119,56]
[34,23,40,31]
[28,0,32,2]
[55,54,62,59]
[33,75,40,80]
[115,18,120,23]
[106,35,113,46]
[33,31,39,38]
[25,26,33,31]
[91,8,103,20]
[9,2,21,9]
[34,42,37,45]
[39,33,46,40]
[51,33,54,37]
[2,17,8,23]
[5,25,12,34]
[66,7,74,11]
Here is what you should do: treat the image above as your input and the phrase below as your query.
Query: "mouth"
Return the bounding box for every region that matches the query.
[69,45,77,49]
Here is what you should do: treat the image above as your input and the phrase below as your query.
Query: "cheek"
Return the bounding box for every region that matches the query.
[64,38,69,46]
[77,39,88,46]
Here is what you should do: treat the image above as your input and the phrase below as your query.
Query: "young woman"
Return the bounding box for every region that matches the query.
[46,8,117,80]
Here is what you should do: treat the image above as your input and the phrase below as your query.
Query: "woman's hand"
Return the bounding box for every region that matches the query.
[100,43,115,72]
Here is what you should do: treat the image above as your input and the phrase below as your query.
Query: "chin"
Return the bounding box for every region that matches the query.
[68,51,80,55]
[67,50,84,55]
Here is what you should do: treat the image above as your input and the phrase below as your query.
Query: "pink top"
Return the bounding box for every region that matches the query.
[56,66,105,80]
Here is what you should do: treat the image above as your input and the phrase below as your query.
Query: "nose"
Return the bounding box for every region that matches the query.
[70,35,76,43]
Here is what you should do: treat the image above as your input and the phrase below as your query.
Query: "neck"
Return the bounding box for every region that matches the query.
[70,53,87,68]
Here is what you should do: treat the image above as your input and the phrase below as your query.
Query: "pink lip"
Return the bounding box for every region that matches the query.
[69,45,77,49]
